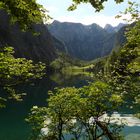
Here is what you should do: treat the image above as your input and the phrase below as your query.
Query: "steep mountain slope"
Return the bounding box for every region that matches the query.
[104,23,126,33]
[48,21,121,60]
[0,10,127,64]
[104,24,115,33]
[0,11,65,64]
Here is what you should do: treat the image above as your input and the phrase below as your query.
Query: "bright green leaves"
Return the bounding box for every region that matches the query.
[116,1,140,46]
[0,46,45,107]
[25,106,48,140]
[0,46,45,86]
[128,58,140,73]
[27,82,123,140]
[0,0,49,30]
[123,1,140,22]
[68,3,78,11]
[0,96,7,108]
[68,0,124,12]
[46,87,82,139]
[81,81,123,116]
[103,2,140,117]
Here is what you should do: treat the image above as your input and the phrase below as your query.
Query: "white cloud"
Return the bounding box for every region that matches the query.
[47,6,58,13]
[81,15,127,27]
[38,0,132,27]
[55,16,80,23]
[54,14,128,27]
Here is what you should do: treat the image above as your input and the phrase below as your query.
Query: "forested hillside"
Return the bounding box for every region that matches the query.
[0,10,127,64]
[0,11,66,64]
[48,20,126,60]
[0,0,140,140]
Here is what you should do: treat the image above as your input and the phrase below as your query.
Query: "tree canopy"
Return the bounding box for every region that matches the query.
[0,0,140,139]
[0,0,49,30]
[0,46,45,108]
[0,0,47,106]
[27,83,123,140]
[68,0,124,11]
[0,47,45,87]
[26,1,140,139]
[0,0,125,30]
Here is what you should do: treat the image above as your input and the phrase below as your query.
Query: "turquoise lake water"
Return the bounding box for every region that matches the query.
[0,73,139,140]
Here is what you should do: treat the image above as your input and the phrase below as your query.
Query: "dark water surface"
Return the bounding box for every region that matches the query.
[0,73,140,140]
[0,73,91,140]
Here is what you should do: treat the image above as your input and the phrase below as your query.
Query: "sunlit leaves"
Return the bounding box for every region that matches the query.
[0,46,45,86]
[0,97,7,108]
[0,46,45,107]
[68,0,124,12]
[0,0,50,30]
[27,82,123,139]
[25,106,48,140]
[104,2,140,117]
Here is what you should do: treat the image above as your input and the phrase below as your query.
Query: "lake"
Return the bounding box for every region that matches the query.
[0,72,140,140]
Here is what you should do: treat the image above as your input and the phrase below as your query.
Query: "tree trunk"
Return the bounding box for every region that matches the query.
[58,121,63,140]
[96,121,115,140]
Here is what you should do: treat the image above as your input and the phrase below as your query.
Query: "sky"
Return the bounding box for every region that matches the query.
[37,0,139,27]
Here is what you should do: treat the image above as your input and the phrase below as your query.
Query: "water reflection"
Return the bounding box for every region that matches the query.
[0,72,92,140]
[50,72,93,87]
[0,72,139,140]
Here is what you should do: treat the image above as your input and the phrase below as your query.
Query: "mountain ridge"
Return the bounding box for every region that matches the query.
[0,11,66,64]
[104,23,126,33]
[48,20,126,60]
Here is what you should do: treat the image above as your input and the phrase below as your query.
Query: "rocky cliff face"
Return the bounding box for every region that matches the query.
[104,23,126,33]
[0,10,127,63]
[48,21,123,60]
[0,11,65,64]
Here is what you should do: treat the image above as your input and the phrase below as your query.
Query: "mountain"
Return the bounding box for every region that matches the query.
[0,10,127,64]
[0,11,65,64]
[116,23,126,31]
[104,24,115,33]
[48,20,120,60]
[104,23,126,33]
